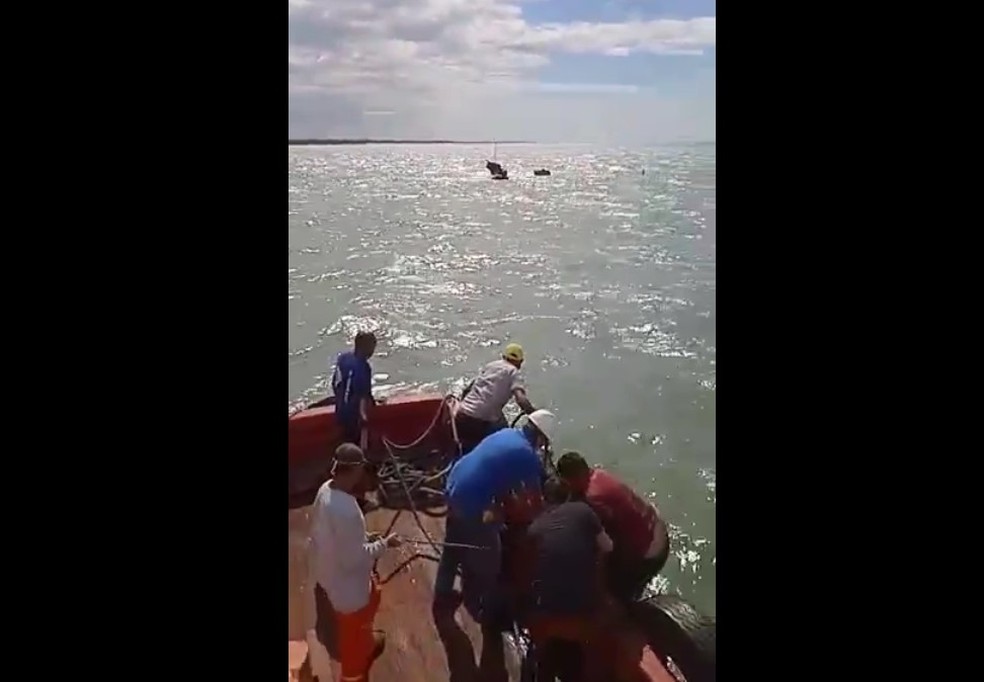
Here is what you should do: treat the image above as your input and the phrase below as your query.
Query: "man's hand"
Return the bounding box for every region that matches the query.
[482,508,503,524]
[384,534,402,548]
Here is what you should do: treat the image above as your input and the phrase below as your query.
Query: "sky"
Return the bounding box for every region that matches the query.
[288,0,716,144]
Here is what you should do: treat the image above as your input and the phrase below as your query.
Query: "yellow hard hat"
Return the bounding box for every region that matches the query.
[503,343,524,363]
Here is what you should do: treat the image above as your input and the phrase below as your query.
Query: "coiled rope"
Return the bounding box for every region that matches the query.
[373,394,461,582]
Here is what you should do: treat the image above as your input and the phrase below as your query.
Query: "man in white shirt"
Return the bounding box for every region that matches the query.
[454,342,536,454]
[309,443,401,682]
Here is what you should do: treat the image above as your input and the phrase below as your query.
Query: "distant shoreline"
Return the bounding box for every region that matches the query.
[288,139,531,146]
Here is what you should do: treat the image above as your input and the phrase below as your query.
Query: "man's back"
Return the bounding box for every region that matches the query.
[331,351,371,419]
[309,482,374,613]
[526,501,603,615]
[585,469,657,560]
[446,428,542,518]
[458,358,523,421]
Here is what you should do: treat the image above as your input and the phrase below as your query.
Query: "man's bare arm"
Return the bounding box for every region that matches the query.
[512,387,535,414]
[596,529,614,553]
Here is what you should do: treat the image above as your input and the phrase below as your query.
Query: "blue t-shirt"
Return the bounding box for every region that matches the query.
[446,428,544,519]
[331,351,372,424]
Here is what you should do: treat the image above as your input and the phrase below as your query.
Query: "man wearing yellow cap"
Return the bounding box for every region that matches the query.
[454,343,536,455]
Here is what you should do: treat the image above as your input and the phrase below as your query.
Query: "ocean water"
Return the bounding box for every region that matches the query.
[288,143,716,615]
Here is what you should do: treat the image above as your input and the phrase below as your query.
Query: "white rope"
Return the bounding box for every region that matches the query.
[379,394,459,451]
[375,393,463,560]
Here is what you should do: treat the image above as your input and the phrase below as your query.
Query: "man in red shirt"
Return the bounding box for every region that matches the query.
[556,451,671,605]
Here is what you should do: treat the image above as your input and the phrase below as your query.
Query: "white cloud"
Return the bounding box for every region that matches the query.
[510,17,717,56]
[533,82,640,94]
[288,0,715,142]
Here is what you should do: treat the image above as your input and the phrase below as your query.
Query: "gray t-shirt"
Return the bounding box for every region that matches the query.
[526,501,603,616]
[458,358,525,422]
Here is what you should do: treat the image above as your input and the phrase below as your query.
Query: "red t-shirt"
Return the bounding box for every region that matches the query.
[584,469,657,560]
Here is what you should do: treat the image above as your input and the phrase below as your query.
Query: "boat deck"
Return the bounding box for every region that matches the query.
[289,501,523,682]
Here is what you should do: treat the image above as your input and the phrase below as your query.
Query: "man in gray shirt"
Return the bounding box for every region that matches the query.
[454,342,536,454]
[519,477,614,682]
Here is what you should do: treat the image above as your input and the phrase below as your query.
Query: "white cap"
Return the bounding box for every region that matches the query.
[527,409,557,442]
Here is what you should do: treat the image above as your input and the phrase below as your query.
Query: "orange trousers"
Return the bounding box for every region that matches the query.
[335,581,382,682]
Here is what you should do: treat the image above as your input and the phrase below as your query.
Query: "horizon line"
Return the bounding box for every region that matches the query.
[288,138,532,146]
[287,138,716,147]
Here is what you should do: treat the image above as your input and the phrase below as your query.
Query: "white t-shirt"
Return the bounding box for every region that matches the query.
[308,481,386,614]
[458,358,525,422]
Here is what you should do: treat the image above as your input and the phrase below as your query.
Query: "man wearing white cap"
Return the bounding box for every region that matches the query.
[434,409,557,668]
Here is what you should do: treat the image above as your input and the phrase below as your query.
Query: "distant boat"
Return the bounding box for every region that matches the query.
[485,141,508,179]
[486,160,508,180]
[533,169,551,176]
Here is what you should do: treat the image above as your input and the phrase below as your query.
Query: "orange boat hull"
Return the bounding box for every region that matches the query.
[288,393,454,502]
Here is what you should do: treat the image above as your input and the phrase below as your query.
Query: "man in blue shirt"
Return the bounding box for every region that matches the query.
[433,409,556,629]
[331,331,377,446]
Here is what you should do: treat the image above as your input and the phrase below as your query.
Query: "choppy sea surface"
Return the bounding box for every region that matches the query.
[289,143,716,615]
